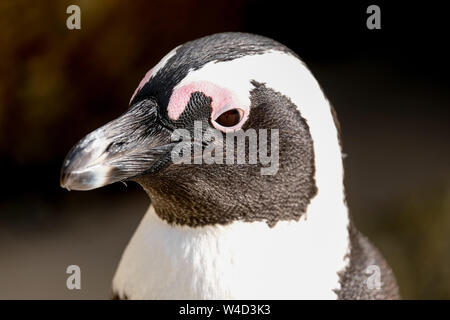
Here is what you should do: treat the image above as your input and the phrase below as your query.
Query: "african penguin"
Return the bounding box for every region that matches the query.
[60,32,399,299]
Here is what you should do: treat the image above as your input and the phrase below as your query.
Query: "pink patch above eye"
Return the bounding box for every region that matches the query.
[167,81,246,127]
[129,68,153,104]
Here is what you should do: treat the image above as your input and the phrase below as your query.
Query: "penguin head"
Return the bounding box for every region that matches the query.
[61,32,343,227]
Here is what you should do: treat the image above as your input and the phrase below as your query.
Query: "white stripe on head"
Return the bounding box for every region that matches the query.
[130,46,180,104]
[150,45,180,79]
[175,51,346,207]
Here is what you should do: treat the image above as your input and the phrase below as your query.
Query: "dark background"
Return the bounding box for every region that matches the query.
[0,0,449,299]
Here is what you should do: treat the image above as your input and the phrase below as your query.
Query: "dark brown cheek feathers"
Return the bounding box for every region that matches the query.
[135,83,317,228]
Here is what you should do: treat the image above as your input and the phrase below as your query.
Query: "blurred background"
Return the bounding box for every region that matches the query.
[0,0,449,299]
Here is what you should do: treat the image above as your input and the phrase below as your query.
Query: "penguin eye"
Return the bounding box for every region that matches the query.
[214,108,244,128]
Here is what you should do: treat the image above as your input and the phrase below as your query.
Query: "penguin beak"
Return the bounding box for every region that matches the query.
[60,100,173,191]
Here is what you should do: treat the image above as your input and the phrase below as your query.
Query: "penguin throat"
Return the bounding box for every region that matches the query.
[112,203,350,299]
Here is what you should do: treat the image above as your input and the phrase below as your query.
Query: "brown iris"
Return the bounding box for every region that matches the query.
[215,108,244,127]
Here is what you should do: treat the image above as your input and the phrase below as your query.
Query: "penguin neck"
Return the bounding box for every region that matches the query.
[118,138,351,299]
[127,140,349,299]
[112,191,350,299]
[116,135,351,299]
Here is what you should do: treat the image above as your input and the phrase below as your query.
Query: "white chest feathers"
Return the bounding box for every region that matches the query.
[112,203,350,299]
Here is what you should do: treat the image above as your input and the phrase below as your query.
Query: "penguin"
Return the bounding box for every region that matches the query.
[60,32,399,299]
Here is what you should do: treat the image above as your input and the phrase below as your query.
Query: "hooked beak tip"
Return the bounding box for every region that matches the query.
[60,173,69,190]
[60,161,113,191]
[59,146,113,191]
